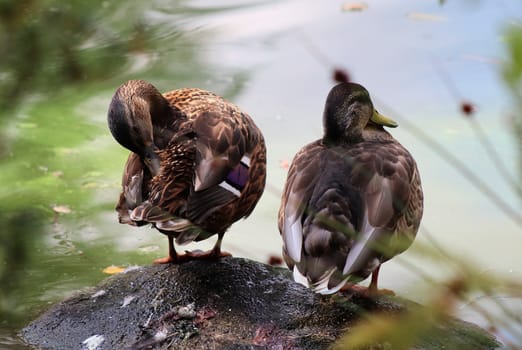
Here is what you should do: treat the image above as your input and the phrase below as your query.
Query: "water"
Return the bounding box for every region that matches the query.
[1,0,521,348]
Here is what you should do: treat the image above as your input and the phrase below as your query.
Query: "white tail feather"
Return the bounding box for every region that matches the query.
[343,213,382,275]
[293,266,351,295]
[240,154,251,167]
[174,229,202,245]
[312,268,350,295]
[284,218,303,263]
[316,276,350,295]
[155,218,192,232]
[292,266,309,288]
[218,181,241,197]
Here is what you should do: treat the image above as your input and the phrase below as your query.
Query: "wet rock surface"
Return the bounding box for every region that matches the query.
[21,257,500,349]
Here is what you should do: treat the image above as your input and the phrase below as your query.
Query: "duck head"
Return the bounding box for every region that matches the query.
[322,82,398,144]
[107,80,171,176]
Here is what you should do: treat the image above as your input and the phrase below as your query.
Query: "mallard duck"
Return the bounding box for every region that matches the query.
[278,82,423,295]
[108,80,266,263]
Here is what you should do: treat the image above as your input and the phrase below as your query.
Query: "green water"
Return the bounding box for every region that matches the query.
[1,0,521,348]
[0,1,257,347]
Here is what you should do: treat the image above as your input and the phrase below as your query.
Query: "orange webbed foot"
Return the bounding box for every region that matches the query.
[184,249,232,260]
[153,250,232,265]
[340,283,395,298]
[153,256,176,264]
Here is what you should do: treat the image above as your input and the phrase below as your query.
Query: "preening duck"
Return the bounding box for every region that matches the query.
[278,82,423,295]
[108,80,266,263]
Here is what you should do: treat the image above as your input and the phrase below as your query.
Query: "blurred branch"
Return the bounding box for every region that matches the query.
[431,55,522,197]
[503,26,522,186]
[376,98,522,228]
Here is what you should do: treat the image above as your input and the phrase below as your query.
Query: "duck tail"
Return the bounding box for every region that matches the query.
[292,264,350,295]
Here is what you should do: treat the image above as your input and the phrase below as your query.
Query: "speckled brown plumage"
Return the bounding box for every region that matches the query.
[278,82,423,295]
[108,80,266,263]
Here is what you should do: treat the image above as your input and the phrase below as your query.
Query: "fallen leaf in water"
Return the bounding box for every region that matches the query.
[84,171,103,177]
[103,265,125,274]
[82,182,97,188]
[52,205,71,214]
[279,160,290,170]
[52,171,64,177]
[17,122,38,129]
[82,181,111,189]
[407,12,447,21]
[139,245,160,253]
[342,2,368,12]
[57,148,80,155]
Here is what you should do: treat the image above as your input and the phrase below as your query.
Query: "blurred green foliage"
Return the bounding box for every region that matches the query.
[503,26,522,180]
[0,0,190,329]
[0,0,142,328]
[0,209,43,322]
[0,0,251,337]
[0,0,156,111]
[503,28,522,91]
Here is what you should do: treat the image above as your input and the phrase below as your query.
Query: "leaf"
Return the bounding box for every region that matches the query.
[341,2,368,12]
[407,12,447,22]
[52,205,72,214]
[279,160,289,170]
[102,265,125,274]
[17,123,38,129]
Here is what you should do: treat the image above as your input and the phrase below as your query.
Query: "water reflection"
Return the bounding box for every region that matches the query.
[1,0,521,348]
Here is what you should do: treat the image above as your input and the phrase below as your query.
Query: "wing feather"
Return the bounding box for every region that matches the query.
[116,152,151,226]
[279,141,324,263]
[343,142,418,275]
[192,111,248,191]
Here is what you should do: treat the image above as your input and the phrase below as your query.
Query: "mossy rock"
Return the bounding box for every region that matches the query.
[20,257,500,349]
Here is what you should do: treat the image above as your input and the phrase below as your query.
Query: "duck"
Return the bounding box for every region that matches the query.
[108,79,267,263]
[278,82,423,295]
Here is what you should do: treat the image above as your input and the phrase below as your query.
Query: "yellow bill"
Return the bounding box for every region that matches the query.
[371,110,398,128]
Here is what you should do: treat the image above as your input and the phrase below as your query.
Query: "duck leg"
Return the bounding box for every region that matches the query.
[340,265,395,297]
[368,265,395,296]
[211,232,232,258]
[184,232,232,260]
[154,233,231,264]
[154,236,178,264]
[368,265,381,294]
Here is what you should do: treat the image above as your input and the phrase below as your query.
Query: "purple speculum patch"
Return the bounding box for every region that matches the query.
[226,160,249,191]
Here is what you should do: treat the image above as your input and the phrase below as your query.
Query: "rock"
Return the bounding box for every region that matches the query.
[21,257,500,349]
